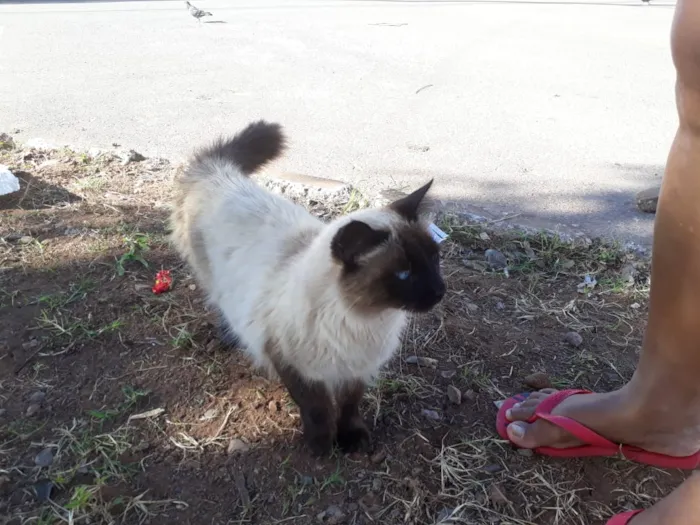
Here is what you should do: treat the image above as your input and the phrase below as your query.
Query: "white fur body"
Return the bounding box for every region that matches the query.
[172,158,408,387]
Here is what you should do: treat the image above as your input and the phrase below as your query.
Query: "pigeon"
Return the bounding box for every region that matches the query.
[185,1,212,22]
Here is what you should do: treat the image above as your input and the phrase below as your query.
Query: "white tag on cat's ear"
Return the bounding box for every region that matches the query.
[427,223,448,244]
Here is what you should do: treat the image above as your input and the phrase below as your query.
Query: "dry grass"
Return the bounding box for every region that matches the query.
[0,138,682,525]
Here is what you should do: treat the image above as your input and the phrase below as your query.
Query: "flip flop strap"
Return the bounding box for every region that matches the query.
[534,389,619,449]
[605,510,643,525]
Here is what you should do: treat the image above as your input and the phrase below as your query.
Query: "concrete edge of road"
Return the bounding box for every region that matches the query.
[16,136,653,259]
[264,169,651,259]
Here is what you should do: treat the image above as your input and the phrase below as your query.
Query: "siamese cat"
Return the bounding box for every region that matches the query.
[170,121,445,455]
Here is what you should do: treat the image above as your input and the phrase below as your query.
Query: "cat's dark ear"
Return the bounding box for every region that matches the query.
[389,179,433,221]
[331,220,389,266]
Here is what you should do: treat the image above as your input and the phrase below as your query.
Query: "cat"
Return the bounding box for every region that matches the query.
[170,120,446,455]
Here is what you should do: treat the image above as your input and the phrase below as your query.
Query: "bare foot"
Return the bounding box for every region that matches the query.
[504,388,700,458]
[625,472,700,525]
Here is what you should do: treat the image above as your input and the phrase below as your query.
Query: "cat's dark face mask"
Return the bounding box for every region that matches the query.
[331,181,446,314]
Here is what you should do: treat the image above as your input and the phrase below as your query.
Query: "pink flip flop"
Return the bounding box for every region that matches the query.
[606,510,643,524]
[496,389,700,469]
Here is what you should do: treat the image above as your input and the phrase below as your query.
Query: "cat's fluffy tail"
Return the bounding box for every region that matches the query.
[194,120,286,176]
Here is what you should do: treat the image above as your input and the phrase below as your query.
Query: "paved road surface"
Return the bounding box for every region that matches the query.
[0,0,678,246]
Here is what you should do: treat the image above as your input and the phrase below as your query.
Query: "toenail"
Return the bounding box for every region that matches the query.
[513,403,521,409]
[509,422,525,439]
[506,409,512,420]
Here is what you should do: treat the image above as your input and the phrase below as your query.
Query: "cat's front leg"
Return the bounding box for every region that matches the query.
[335,380,371,453]
[268,353,336,455]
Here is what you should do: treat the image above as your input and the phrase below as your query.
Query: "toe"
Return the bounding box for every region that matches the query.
[507,403,536,421]
[507,420,562,449]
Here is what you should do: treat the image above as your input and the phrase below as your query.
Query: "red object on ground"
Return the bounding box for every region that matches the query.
[152,270,173,294]
[496,389,700,469]
[605,510,643,525]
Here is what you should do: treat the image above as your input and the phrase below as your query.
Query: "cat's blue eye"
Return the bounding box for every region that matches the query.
[396,270,411,281]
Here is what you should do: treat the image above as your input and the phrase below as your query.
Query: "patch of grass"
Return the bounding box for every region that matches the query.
[72,174,107,192]
[36,279,95,310]
[116,233,150,276]
[36,310,123,343]
[171,327,194,350]
[341,188,369,214]
[439,215,626,277]
[318,463,345,493]
[88,385,150,423]
[13,392,184,525]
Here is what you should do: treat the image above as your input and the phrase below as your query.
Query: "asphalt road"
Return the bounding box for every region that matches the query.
[0,0,678,246]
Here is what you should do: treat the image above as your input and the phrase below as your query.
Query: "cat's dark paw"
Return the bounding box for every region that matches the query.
[336,418,371,454]
[305,429,335,457]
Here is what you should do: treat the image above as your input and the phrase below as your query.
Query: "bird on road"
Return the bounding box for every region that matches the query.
[185,1,212,22]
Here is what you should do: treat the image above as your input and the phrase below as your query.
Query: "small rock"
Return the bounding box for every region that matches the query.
[636,186,660,213]
[620,263,638,285]
[495,301,505,310]
[479,232,490,241]
[517,448,534,457]
[465,302,479,313]
[630,302,641,309]
[577,275,597,293]
[28,391,46,404]
[447,385,462,405]
[564,331,583,348]
[371,477,383,493]
[118,149,146,166]
[421,409,441,421]
[299,475,314,487]
[483,464,504,474]
[523,372,552,390]
[134,440,150,453]
[227,438,250,455]
[463,259,488,272]
[404,355,438,368]
[188,284,197,291]
[34,448,54,468]
[22,339,38,350]
[440,370,457,379]
[19,236,34,244]
[26,404,40,417]
[0,133,15,149]
[559,258,575,270]
[201,408,218,421]
[489,483,510,506]
[183,459,201,470]
[370,449,387,464]
[464,389,477,401]
[485,248,507,269]
[268,400,279,412]
[33,480,54,502]
[407,143,430,153]
[318,505,345,524]
[0,475,10,490]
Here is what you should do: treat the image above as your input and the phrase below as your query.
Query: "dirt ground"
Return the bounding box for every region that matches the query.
[0,135,686,525]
